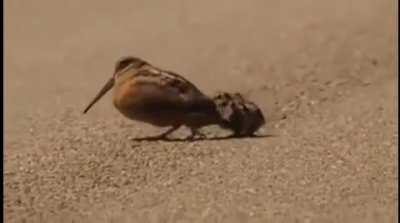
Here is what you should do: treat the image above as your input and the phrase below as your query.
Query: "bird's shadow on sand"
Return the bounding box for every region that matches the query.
[130,134,277,142]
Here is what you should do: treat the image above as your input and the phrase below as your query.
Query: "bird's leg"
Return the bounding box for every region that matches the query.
[154,125,181,139]
[133,125,181,141]
[187,128,206,140]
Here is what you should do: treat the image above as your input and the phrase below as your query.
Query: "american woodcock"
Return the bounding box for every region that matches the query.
[83,56,265,139]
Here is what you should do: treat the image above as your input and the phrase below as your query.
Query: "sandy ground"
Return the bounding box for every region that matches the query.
[4,0,397,222]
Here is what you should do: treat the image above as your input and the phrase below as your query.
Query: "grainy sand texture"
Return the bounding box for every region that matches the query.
[4,0,397,222]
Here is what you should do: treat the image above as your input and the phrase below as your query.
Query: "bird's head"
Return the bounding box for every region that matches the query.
[83,56,148,114]
[114,56,148,78]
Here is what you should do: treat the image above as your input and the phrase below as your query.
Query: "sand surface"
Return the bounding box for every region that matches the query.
[4,0,397,222]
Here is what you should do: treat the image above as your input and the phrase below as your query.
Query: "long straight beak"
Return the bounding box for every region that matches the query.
[83,77,115,114]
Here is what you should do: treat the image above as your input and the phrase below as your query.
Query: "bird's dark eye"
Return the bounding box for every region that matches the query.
[115,60,132,72]
[115,57,146,73]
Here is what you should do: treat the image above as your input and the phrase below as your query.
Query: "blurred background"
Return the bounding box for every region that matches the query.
[4,0,397,222]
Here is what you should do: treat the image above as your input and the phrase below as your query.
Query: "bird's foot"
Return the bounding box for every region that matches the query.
[186,129,206,141]
[132,125,181,141]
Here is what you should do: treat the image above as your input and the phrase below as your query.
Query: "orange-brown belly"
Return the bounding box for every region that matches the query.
[112,80,183,127]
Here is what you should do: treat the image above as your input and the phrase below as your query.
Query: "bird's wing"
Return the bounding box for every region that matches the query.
[160,69,204,93]
[134,68,215,114]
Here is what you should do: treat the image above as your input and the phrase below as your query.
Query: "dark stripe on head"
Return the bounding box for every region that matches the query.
[115,56,148,73]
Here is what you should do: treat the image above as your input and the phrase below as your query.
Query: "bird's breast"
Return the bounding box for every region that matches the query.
[112,77,185,126]
[113,78,153,117]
